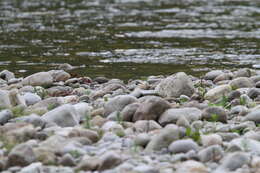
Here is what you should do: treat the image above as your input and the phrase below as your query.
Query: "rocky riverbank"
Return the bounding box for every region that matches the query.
[1,67,260,173]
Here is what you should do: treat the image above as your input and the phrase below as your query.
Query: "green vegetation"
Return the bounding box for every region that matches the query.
[210,113,219,122]
[11,106,25,117]
[208,95,231,109]
[116,112,123,125]
[84,114,92,129]
[185,127,201,142]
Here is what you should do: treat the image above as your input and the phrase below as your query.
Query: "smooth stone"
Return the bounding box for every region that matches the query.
[247,88,260,99]
[158,107,202,126]
[0,70,15,81]
[204,84,232,102]
[213,73,233,83]
[0,109,13,125]
[244,109,260,123]
[23,92,41,106]
[76,156,99,171]
[175,160,208,173]
[201,134,223,147]
[202,106,227,123]
[9,89,26,107]
[145,126,180,152]
[227,90,241,101]
[168,139,199,154]
[198,145,224,163]
[19,162,43,173]
[48,70,71,82]
[156,72,195,98]
[41,104,79,127]
[104,95,137,117]
[204,70,224,81]
[0,90,11,108]
[58,154,76,167]
[22,72,53,86]
[121,103,140,121]
[230,105,248,116]
[133,120,162,132]
[234,68,252,78]
[217,152,250,171]
[98,151,122,171]
[7,143,36,167]
[230,138,260,153]
[58,63,74,71]
[135,133,151,147]
[73,102,92,121]
[133,96,171,122]
[229,77,254,89]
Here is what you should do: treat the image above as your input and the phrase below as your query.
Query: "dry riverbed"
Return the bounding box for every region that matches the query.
[1,66,260,173]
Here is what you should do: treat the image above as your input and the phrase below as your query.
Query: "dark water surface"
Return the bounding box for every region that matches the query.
[0,0,259,80]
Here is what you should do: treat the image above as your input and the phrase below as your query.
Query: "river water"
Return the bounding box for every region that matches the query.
[0,0,259,80]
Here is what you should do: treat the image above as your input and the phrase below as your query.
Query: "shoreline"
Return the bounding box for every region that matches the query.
[1,67,260,172]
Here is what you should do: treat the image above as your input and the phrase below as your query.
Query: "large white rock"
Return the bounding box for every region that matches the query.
[156,72,195,98]
[22,72,53,86]
[204,84,232,102]
[41,104,79,127]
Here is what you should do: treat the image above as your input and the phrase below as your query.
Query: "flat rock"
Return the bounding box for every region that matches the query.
[22,72,53,86]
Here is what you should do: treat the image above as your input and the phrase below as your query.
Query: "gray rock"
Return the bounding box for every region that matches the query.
[227,90,241,101]
[58,63,74,71]
[229,77,254,89]
[204,70,224,81]
[168,139,199,154]
[58,154,76,167]
[48,70,71,82]
[247,88,260,99]
[156,72,195,98]
[9,89,26,107]
[0,70,15,81]
[7,143,36,167]
[230,105,248,116]
[0,109,12,125]
[230,138,260,153]
[0,90,11,108]
[202,106,227,123]
[158,107,202,126]
[41,104,79,127]
[104,95,137,117]
[22,72,53,86]
[98,151,122,171]
[198,145,224,162]
[204,84,232,102]
[73,102,92,121]
[133,96,171,121]
[23,92,41,106]
[234,68,251,78]
[135,133,150,147]
[245,109,260,123]
[175,160,208,173]
[19,162,43,173]
[121,103,140,121]
[133,120,162,132]
[145,125,180,152]
[11,114,46,127]
[31,97,64,110]
[201,134,222,147]
[213,73,233,83]
[218,152,250,171]
[42,166,74,173]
